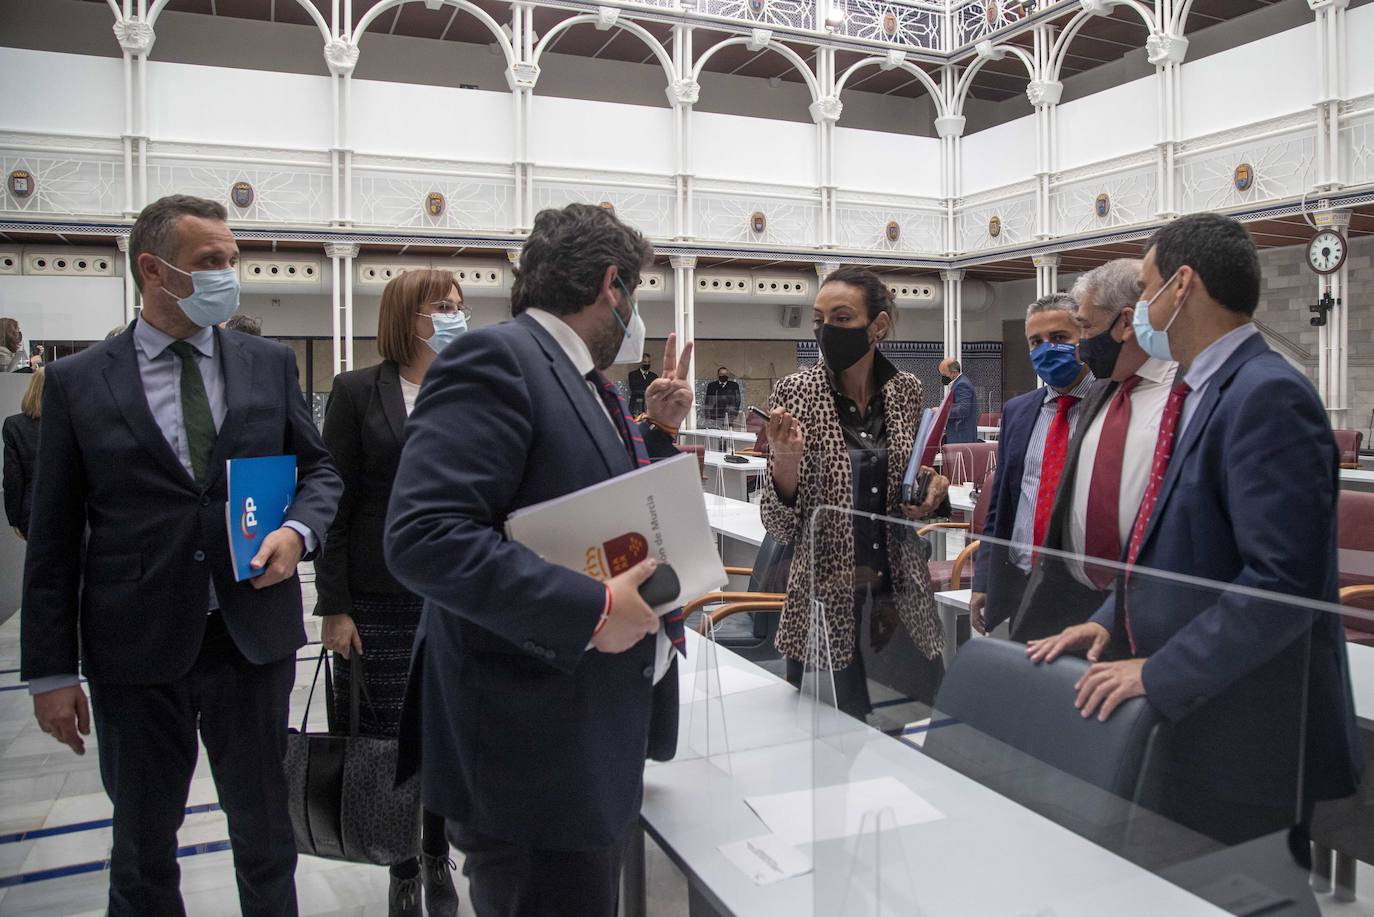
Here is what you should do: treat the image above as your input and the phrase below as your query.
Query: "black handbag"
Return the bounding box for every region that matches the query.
[284,649,421,865]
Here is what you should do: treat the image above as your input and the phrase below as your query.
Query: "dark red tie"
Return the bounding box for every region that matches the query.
[586,369,684,656]
[1032,394,1080,551]
[1123,381,1192,653]
[1083,375,1143,589]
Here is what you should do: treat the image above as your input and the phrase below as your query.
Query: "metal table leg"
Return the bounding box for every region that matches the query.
[1312,843,1333,894]
[1334,851,1357,903]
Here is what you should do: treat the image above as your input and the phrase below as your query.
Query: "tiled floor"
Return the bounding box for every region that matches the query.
[0,578,1368,916]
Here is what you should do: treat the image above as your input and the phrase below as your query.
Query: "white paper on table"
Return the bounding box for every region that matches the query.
[744,777,945,846]
[678,662,777,703]
[717,834,813,886]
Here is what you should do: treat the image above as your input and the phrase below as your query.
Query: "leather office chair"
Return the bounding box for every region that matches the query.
[977,411,1002,429]
[1338,489,1374,645]
[939,442,997,490]
[686,534,792,668]
[1333,429,1363,469]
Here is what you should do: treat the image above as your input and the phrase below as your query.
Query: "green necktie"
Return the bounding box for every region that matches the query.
[169,341,216,483]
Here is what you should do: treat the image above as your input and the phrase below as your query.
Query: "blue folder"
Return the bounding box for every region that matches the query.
[226,455,297,582]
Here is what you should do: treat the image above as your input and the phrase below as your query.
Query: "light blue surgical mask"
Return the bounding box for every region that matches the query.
[1133,269,1183,363]
[417,310,468,354]
[158,257,240,327]
[1030,341,1083,389]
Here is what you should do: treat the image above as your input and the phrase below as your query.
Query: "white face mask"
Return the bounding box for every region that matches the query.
[610,276,646,365]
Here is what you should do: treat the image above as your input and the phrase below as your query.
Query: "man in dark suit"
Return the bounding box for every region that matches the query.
[21,195,341,917]
[938,358,979,444]
[385,203,695,917]
[970,297,1092,634]
[1028,213,1361,849]
[626,351,656,415]
[703,366,741,427]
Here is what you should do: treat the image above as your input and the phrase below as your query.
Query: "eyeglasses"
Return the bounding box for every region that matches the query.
[426,300,471,320]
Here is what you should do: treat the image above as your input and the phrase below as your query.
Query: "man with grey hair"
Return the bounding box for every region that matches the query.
[970,293,1092,634]
[1012,259,1179,641]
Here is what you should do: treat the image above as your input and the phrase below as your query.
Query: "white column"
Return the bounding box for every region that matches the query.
[668,26,699,241]
[671,255,698,429]
[1315,209,1351,424]
[507,3,538,232]
[1308,0,1350,190]
[934,106,966,258]
[324,38,358,227]
[325,242,359,377]
[1034,253,1059,297]
[1027,26,1060,240]
[810,48,840,248]
[1148,32,1189,218]
[941,269,964,361]
[113,14,154,211]
[116,236,137,323]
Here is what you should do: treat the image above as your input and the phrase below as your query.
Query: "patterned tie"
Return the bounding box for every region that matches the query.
[169,341,216,483]
[1031,394,1080,552]
[1122,381,1192,654]
[1083,375,1143,589]
[586,369,685,656]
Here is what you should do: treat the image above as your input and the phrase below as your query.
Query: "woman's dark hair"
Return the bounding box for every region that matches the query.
[821,266,894,322]
[1144,212,1260,315]
[511,204,653,317]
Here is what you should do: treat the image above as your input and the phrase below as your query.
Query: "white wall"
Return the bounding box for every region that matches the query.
[833,128,941,198]
[1349,4,1374,100]
[528,96,674,174]
[0,276,124,340]
[147,60,332,149]
[962,115,1037,195]
[691,112,817,186]
[1056,76,1156,171]
[352,81,514,162]
[1180,23,1315,139]
[0,47,123,137]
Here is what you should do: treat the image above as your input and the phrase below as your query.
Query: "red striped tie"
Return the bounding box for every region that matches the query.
[1032,394,1080,553]
[1083,375,1143,589]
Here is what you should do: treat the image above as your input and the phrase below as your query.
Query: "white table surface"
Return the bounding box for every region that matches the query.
[977,425,1000,438]
[1349,642,1374,728]
[1340,468,1374,491]
[935,588,972,611]
[643,633,1228,917]
[704,451,768,472]
[704,493,766,548]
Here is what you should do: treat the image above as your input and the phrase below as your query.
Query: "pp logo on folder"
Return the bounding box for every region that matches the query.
[584,532,648,581]
[240,497,260,541]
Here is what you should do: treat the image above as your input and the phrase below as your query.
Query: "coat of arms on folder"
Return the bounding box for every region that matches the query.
[586,532,649,580]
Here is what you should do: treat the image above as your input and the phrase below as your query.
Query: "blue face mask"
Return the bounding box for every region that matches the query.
[1133,269,1183,363]
[418,310,468,354]
[1030,342,1083,389]
[158,257,240,327]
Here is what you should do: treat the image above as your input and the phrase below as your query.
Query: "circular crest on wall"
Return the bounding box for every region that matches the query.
[425,191,446,218]
[1094,193,1110,219]
[986,2,999,25]
[750,211,767,235]
[230,181,254,209]
[7,170,35,200]
[748,0,767,13]
[885,220,901,242]
[598,201,616,214]
[882,12,898,36]
[988,214,1001,238]
[1233,162,1254,192]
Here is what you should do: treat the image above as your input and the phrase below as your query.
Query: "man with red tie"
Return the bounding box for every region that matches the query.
[1026,213,1361,850]
[970,294,1092,634]
[1011,259,1178,641]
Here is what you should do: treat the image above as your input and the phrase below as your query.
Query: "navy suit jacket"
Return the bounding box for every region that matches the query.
[385,312,680,852]
[945,374,979,444]
[1090,332,1361,808]
[20,324,341,684]
[973,386,1048,629]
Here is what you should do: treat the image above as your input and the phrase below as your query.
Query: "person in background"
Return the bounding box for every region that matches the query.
[704,365,741,428]
[1027,212,1361,853]
[970,294,1093,636]
[385,203,695,917]
[3,367,43,538]
[1013,260,1177,642]
[315,269,465,917]
[626,351,657,415]
[0,318,24,372]
[938,358,978,444]
[20,194,342,917]
[763,266,951,721]
[224,314,263,336]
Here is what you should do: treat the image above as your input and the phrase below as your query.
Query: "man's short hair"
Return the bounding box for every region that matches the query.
[1144,212,1260,315]
[947,360,962,374]
[1070,259,1143,321]
[223,314,262,336]
[510,204,653,317]
[1026,293,1077,322]
[128,195,229,292]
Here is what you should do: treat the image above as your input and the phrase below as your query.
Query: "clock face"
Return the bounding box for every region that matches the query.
[1309,231,1346,275]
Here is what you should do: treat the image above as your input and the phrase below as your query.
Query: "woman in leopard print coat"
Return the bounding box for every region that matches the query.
[761,266,950,719]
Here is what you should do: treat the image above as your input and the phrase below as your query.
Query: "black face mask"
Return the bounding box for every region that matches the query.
[717,374,729,382]
[816,322,873,373]
[940,375,952,386]
[641,363,651,371]
[1077,312,1125,381]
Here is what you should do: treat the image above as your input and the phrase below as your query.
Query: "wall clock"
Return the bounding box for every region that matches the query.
[1307,229,1346,275]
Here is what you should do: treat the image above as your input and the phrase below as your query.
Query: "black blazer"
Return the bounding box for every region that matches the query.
[314,360,412,614]
[2,412,39,536]
[386,313,680,851]
[20,324,342,685]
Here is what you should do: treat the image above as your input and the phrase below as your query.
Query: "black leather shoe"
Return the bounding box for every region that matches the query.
[389,873,422,917]
[421,852,460,917]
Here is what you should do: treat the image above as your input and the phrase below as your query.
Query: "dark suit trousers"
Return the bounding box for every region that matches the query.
[448,822,625,917]
[89,612,298,917]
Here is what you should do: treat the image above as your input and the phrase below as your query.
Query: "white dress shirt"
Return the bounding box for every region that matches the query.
[1009,372,1096,571]
[525,309,674,684]
[399,375,420,416]
[1066,358,1179,587]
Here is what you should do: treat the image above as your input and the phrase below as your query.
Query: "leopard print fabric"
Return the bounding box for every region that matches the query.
[761,362,943,670]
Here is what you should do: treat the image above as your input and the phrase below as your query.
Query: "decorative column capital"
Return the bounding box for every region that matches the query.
[809,95,843,124]
[506,62,540,91]
[1077,0,1117,15]
[815,261,843,281]
[941,269,965,284]
[1307,0,1349,10]
[746,29,773,52]
[1146,33,1189,66]
[880,49,906,71]
[1313,207,1352,231]
[1032,254,1060,269]
[666,79,700,106]
[669,255,697,270]
[934,115,966,139]
[113,18,155,55]
[324,38,359,76]
[975,40,1005,62]
[116,236,129,252]
[506,250,521,267]
[1026,80,1063,107]
[324,242,360,259]
[595,6,621,30]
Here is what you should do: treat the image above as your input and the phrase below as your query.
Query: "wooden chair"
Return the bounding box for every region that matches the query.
[924,463,996,592]
[1333,429,1363,470]
[686,536,793,665]
[1338,490,1374,646]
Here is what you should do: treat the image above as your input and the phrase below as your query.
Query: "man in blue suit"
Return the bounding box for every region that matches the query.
[971,296,1092,634]
[938,357,979,444]
[385,204,695,917]
[1028,213,1361,848]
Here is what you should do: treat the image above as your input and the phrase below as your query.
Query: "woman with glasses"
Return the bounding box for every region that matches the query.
[315,269,468,917]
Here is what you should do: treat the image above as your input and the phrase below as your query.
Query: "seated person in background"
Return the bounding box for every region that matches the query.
[704,366,741,428]
[1012,259,1178,642]
[763,266,950,721]
[971,294,1093,635]
[1027,212,1361,853]
[938,358,978,444]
